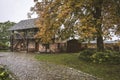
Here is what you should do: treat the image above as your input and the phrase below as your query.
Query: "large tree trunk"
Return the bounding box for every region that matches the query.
[94,0,104,51]
[97,31,104,51]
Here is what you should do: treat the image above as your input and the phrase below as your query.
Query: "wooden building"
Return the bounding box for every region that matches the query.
[9,19,81,53]
[82,40,120,51]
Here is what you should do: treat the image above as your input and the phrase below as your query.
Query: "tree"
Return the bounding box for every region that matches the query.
[0,21,15,46]
[31,0,120,51]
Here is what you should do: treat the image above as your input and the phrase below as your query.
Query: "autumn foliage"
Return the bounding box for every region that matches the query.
[31,0,120,51]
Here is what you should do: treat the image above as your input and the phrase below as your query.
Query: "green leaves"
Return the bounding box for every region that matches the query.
[0,21,15,46]
[79,50,120,64]
[0,65,12,80]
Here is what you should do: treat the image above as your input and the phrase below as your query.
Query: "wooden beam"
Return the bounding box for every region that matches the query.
[11,30,14,52]
[26,30,29,52]
[26,39,29,52]
[35,39,39,52]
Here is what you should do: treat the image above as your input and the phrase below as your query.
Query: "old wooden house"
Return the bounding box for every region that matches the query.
[9,18,81,53]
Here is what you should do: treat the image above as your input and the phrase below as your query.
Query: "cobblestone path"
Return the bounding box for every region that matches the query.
[0,52,101,80]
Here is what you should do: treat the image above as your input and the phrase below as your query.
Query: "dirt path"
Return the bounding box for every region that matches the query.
[0,52,100,80]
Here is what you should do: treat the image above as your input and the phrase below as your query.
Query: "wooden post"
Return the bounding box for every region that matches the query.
[11,30,14,52]
[34,29,39,52]
[26,30,29,52]
[26,39,29,52]
[35,39,39,52]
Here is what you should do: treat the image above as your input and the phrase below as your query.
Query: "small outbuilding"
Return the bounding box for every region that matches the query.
[67,39,81,53]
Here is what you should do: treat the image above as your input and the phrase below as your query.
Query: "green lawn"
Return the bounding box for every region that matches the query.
[35,53,120,80]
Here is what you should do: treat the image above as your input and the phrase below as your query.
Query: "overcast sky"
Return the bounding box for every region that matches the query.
[0,0,37,23]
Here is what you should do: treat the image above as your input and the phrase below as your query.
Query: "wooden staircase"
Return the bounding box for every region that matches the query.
[13,33,27,51]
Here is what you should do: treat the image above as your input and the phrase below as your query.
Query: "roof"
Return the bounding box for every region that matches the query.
[82,40,118,44]
[9,18,37,31]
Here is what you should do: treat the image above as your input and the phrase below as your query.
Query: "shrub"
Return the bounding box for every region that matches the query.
[79,49,94,61]
[0,65,12,80]
[0,42,9,50]
[79,50,120,64]
[91,52,110,63]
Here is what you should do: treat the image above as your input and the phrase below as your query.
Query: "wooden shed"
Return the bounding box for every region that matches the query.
[67,39,81,53]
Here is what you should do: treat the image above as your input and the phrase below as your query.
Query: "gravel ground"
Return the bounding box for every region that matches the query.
[0,52,101,80]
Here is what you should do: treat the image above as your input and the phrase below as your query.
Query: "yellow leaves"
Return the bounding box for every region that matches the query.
[77,24,96,39]
[34,0,98,43]
[40,29,55,43]
[96,19,102,25]
[57,8,71,20]
[75,2,82,8]
[32,0,120,43]
[35,17,57,43]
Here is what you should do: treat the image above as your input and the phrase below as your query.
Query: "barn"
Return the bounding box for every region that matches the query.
[9,18,81,53]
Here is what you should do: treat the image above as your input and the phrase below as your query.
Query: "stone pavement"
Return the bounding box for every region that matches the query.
[0,52,101,80]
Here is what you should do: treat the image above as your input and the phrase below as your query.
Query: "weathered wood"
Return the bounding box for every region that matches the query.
[9,19,82,53]
[35,40,39,52]
[67,39,81,53]
[11,31,14,52]
[26,39,29,52]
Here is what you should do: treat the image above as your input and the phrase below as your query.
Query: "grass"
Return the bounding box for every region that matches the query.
[35,53,120,80]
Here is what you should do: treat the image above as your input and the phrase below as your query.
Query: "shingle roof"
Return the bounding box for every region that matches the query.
[9,18,37,31]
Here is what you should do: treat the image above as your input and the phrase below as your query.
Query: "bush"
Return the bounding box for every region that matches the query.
[0,65,11,80]
[79,50,120,64]
[91,52,110,63]
[0,42,9,50]
[79,49,95,61]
